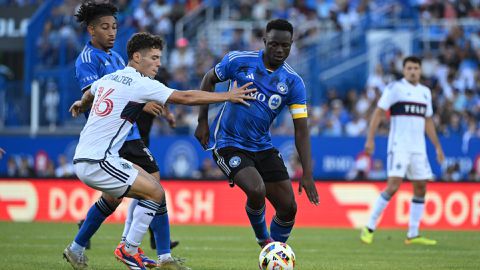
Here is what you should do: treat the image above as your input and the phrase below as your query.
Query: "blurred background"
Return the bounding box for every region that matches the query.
[0,0,479,182]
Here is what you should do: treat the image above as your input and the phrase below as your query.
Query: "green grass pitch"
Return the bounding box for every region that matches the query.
[1,222,478,270]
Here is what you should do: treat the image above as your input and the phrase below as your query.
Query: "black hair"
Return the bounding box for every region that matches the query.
[403,56,422,67]
[127,32,164,60]
[266,19,293,36]
[75,1,118,26]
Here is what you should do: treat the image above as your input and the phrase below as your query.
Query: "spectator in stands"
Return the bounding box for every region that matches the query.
[18,156,35,177]
[228,29,248,51]
[43,80,60,130]
[468,154,480,181]
[443,162,462,181]
[7,156,17,177]
[345,111,367,137]
[169,38,195,71]
[346,151,372,181]
[368,159,387,181]
[55,154,74,178]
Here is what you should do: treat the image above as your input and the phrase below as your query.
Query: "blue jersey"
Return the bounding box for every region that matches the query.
[208,50,308,151]
[75,41,141,141]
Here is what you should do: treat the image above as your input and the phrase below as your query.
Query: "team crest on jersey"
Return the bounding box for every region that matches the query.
[120,162,132,170]
[277,82,288,94]
[268,94,282,110]
[229,156,241,168]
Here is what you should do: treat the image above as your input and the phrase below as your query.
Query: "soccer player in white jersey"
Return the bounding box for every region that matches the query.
[360,56,445,245]
[70,32,255,270]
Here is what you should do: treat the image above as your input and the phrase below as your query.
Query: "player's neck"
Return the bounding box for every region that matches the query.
[90,40,110,53]
[405,78,419,86]
[262,55,281,72]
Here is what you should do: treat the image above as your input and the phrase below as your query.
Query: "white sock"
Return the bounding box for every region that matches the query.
[125,200,159,254]
[125,240,138,255]
[70,241,85,254]
[121,199,138,242]
[366,192,391,230]
[407,197,425,238]
[158,253,172,263]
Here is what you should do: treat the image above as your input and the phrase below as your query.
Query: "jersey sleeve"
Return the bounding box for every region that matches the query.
[75,61,99,92]
[89,80,99,95]
[377,83,396,110]
[139,78,175,105]
[425,88,433,117]
[287,77,308,119]
[213,52,233,82]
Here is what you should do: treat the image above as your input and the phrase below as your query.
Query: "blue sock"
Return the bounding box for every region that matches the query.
[245,204,270,241]
[74,197,114,247]
[150,201,171,256]
[270,215,294,243]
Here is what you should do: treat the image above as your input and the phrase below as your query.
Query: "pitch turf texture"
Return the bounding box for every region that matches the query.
[1,222,478,270]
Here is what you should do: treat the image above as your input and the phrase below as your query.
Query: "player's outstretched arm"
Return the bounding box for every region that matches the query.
[365,107,385,155]
[425,117,445,164]
[69,90,94,117]
[195,68,221,148]
[293,117,319,206]
[167,81,256,106]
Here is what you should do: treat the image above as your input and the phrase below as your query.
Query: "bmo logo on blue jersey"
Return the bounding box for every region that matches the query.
[248,92,283,110]
[268,94,282,110]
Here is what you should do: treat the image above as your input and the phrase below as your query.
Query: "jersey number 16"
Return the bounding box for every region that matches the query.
[94,87,115,117]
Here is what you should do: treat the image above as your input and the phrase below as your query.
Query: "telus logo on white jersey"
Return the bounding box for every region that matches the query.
[390,102,427,117]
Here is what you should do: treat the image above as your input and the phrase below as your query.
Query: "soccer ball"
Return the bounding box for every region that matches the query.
[258,242,295,270]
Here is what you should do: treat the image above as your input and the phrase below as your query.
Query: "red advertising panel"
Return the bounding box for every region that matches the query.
[0,179,479,230]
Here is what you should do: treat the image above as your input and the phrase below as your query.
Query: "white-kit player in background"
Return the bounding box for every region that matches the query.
[70,32,255,270]
[360,56,445,246]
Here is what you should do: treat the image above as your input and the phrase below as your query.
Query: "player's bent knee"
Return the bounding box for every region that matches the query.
[101,192,122,207]
[144,182,164,203]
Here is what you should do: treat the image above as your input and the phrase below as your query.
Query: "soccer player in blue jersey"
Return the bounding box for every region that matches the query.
[195,19,319,247]
[63,3,178,269]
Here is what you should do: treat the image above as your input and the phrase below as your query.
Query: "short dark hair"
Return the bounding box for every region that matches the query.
[75,1,118,26]
[266,19,293,36]
[403,56,422,67]
[127,32,164,60]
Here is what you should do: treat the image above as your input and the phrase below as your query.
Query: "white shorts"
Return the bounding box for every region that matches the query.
[74,156,139,198]
[387,151,433,180]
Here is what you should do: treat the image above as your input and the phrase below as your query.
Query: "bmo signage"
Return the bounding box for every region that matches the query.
[0,179,479,230]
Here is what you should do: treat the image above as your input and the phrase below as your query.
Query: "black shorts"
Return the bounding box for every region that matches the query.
[212,146,289,186]
[119,139,159,174]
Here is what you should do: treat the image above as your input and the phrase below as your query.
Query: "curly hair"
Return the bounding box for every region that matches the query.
[266,19,293,35]
[127,32,164,60]
[75,1,118,26]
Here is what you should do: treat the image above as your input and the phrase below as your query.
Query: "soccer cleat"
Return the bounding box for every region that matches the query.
[138,247,157,269]
[405,236,437,245]
[63,245,88,270]
[170,240,180,249]
[257,237,274,249]
[114,243,146,270]
[157,257,191,270]
[360,227,374,244]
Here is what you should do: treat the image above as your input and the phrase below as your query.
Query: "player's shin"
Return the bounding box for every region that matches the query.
[73,196,116,250]
[125,200,160,255]
[121,199,139,242]
[270,215,295,243]
[149,201,173,261]
[246,204,270,243]
[407,196,425,238]
[366,191,391,230]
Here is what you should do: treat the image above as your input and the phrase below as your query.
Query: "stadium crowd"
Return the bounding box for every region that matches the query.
[1,0,480,181]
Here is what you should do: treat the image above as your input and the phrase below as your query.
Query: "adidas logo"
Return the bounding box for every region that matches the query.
[246,73,254,80]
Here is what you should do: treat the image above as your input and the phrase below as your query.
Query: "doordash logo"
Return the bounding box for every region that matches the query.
[0,181,38,221]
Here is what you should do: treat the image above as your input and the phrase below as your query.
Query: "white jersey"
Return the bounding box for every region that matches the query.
[74,66,174,162]
[377,78,433,154]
